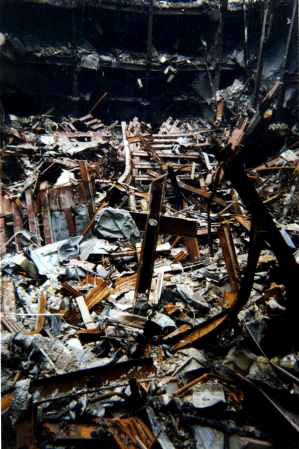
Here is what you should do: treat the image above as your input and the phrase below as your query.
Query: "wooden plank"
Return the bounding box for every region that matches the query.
[185,237,200,261]
[134,175,166,310]
[75,296,97,330]
[131,212,197,237]
[34,291,47,334]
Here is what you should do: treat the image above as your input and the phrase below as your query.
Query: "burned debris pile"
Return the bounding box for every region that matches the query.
[1,76,299,449]
[1,0,299,121]
[1,0,299,448]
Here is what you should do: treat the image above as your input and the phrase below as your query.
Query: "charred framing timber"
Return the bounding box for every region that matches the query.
[31,358,154,402]
[230,220,263,318]
[184,237,201,261]
[218,222,240,292]
[25,190,41,244]
[178,180,226,207]
[134,175,166,313]
[41,417,156,448]
[220,154,299,321]
[131,212,197,237]
[252,0,272,108]
[40,188,54,244]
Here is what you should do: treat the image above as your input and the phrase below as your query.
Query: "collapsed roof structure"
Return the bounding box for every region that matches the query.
[1,1,299,449]
[0,0,298,121]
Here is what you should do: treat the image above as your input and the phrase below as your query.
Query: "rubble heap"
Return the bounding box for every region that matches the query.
[1,0,299,448]
[1,76,299,449]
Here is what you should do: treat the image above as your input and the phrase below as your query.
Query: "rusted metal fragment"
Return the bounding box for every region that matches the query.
[218,223,240,292]
[1,393,14,413]
[108,417,156,449]
[134,175,166,311]
[42,422,99,442]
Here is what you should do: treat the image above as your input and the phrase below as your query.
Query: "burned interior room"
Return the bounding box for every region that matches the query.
[1,1,299,448]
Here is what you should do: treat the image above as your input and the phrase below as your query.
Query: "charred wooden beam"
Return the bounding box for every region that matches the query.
[131,212,197,237]
[134,175,166,313]
[221,154,299,321]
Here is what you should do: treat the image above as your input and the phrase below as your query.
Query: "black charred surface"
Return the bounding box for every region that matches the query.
[0,0,298,122]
